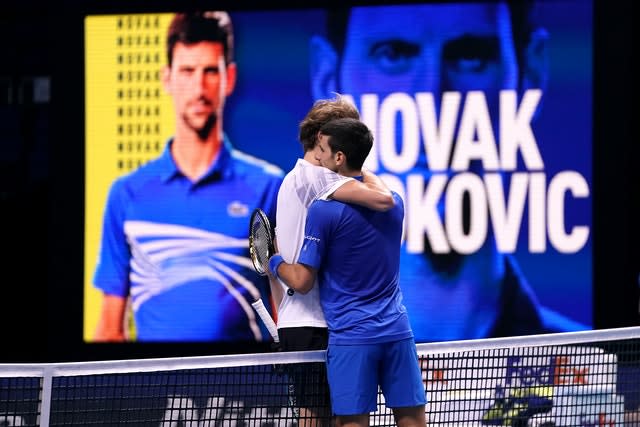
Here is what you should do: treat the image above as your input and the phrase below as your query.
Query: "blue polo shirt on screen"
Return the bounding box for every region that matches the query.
[93,136,283,342]
[297,192,414,345]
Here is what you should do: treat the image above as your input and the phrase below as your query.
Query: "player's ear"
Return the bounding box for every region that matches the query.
[225,61,237,96]
[521,27,549,94]
[161,65,171,94]
[309,35,339,100]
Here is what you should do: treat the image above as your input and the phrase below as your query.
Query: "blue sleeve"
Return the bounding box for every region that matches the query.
[93,177,131,297]
[296,200,333,270]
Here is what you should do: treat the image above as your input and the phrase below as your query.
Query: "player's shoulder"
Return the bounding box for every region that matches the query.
[538,306,591,333]
[230,149,284,179]
[109,156,166,193]
[308,197,343,216]
[280,166,299,185]
[391,191,404,205]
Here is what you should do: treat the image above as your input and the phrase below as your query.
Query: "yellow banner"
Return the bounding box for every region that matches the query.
[83,13,175,342]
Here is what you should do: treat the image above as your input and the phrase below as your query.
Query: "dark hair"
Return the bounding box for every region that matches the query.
[166,11,234,67]
[298,94,360,153]
[319,117,373,171]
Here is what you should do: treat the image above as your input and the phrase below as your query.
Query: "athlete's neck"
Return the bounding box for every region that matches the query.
[338,168,361,178]
[171,128,223,181]
[302,150,320,166]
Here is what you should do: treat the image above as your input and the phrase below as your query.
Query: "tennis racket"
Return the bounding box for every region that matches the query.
[251,298,279,344]
[249,208,276,276]
[248,208,280,343]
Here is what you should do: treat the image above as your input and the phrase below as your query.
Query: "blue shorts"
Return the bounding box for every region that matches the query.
[325,338,427,415]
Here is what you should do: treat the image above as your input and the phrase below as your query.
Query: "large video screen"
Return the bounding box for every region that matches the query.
[83,2,593,345]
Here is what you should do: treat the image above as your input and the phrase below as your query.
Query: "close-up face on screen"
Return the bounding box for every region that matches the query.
[83,1,593,346]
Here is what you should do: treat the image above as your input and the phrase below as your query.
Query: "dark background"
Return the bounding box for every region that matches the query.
[1,0,636,363]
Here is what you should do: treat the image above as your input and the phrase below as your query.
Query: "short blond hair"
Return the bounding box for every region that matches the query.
[298,94,359,152]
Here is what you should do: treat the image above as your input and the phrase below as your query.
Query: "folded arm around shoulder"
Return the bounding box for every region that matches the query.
[332,168,394,211]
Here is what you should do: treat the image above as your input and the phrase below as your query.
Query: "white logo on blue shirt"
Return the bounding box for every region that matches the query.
[227,201,249,217]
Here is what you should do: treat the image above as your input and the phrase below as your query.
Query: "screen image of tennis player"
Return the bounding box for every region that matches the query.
[82,2,594,347]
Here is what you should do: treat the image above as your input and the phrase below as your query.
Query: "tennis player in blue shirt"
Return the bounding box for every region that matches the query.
[93,11,283,343]
[269,118,427,427]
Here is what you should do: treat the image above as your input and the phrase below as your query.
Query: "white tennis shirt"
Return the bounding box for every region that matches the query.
[274,158,351,329]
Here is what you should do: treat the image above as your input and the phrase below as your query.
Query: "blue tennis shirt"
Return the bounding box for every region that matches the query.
[93,136,283,342]
[297,191,414,345]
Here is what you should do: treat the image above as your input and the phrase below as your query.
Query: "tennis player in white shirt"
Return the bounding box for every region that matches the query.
[273,94,394,427]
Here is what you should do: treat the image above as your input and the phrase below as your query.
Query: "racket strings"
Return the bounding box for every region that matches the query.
[250,214,273,276]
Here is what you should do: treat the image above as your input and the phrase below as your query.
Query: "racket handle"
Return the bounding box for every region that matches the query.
[251,298,279,343]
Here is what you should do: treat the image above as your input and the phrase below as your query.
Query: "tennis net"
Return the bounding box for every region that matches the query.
[1,326,639,426]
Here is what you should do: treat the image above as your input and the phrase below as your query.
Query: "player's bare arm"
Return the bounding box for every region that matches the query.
[269,257,316,295]
[332,168,394,211]
[94,294,127,342]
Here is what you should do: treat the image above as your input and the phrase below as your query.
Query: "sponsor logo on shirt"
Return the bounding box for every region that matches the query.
[227,201,249,217]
